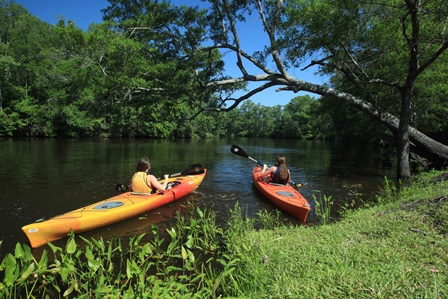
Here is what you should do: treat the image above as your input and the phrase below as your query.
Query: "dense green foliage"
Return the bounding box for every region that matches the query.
[0,1,221,138]
[1,170,447,298]
[0,2,328,139]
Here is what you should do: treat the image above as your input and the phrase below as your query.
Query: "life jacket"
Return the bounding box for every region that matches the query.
[130,171,152,193]
[270,165,289,185]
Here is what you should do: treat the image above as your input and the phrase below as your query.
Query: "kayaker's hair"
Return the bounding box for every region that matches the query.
[137,158,151,172]
[277,155,289,180]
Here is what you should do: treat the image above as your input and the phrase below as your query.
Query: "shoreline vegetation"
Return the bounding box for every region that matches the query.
[1,170,447,298]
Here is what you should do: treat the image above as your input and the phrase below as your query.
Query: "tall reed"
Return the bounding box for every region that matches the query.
[312,191,334,225]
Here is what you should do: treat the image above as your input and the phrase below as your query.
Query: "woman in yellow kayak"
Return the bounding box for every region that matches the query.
[260,155,290,185]
[130,157,169,193]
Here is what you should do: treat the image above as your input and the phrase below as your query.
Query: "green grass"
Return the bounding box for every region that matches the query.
[225,170,448,298]
[1,170,447,298]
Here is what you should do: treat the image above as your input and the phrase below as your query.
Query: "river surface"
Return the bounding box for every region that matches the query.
[0,137,394,257]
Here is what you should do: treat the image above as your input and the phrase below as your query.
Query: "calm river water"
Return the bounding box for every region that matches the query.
[0,137,393,257]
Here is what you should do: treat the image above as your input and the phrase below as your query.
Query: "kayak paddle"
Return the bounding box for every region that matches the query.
[168,163,204,177]
[116,163,205,192]
[230,144,264,166]
[230,144,303,188]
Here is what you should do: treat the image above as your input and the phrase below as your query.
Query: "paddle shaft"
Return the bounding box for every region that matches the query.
[164,163,203,179]
[247,156,263,166]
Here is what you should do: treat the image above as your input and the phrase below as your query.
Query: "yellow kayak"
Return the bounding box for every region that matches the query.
[22,166,206,248]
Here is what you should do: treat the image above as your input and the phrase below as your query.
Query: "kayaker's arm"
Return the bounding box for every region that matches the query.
[260,164,276,182]
[148,174,169,191]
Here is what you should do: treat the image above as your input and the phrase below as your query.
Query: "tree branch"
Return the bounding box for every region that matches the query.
[256,0,292,80]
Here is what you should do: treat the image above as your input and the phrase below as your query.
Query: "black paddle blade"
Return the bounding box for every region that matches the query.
[168,163,204,178]
[155,164,204,180]
[230,144,263,165]
[230,144,249,158]
[181,163,204,176]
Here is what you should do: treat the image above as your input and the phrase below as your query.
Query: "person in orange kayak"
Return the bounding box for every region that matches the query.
[260,155,290,185]
[130,157,169,193]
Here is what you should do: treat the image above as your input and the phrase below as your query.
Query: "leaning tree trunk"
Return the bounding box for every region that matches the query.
[210,75,448,174]
[275,79,448,169]
[396,89,412,180]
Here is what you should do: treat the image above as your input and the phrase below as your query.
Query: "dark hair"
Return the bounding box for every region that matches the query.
[136,157,151,172]
[277,155,288,180]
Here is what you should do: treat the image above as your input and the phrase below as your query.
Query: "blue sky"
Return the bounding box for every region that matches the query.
[14,0,324,107]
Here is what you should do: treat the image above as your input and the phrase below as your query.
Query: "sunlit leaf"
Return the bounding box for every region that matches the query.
[196,207,204,218]
[181,245,187,260]
[20,263,35,281]
[66,238,77,254]
[14,243,25,259]
[63,282,75,297]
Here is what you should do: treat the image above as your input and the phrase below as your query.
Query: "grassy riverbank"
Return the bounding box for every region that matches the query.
[227,171,448,298]
[1,170,447,298]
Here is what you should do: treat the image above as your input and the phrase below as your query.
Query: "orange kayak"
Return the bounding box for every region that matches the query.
[22,170,206,248]
[252,166,310,222]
